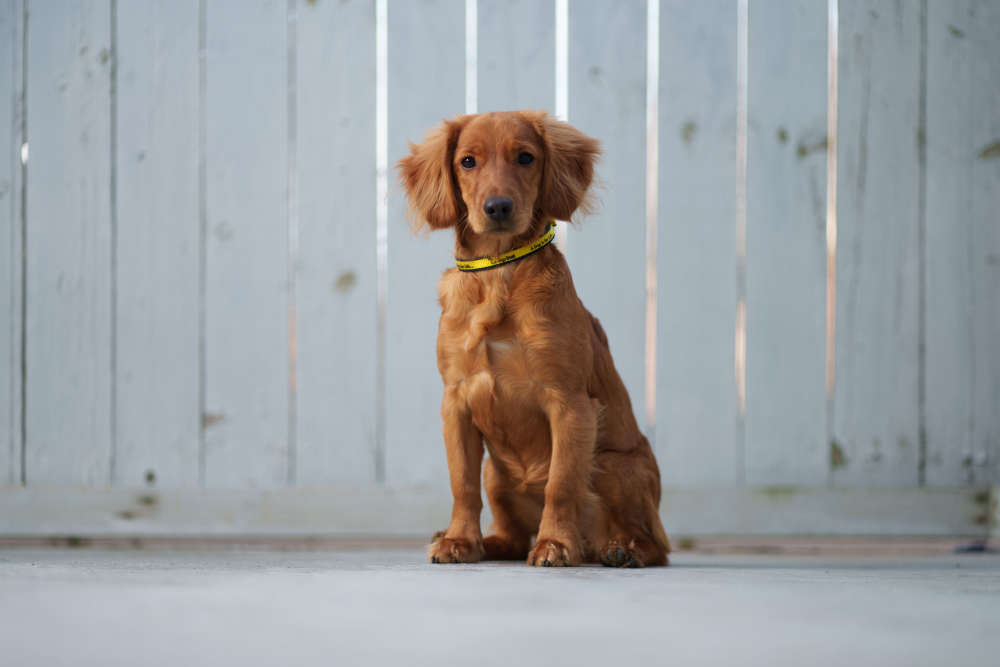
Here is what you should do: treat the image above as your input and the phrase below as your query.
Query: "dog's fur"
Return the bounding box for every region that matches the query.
[398,110,669,567]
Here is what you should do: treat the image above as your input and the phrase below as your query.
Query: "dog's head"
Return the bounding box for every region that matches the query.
[397,111,600,237]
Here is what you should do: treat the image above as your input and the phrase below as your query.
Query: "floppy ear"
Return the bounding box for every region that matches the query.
[396,116,469,230]
[523,111,601,221]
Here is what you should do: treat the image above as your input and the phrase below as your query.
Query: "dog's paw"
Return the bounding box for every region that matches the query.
[427,532,484,564]
[483,534,530,561]
[599,538,669,568]
[527,538,579,567]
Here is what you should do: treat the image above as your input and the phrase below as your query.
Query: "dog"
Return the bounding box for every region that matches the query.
[397,110,669,567]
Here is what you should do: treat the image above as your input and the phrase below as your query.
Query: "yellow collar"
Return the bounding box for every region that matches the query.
[455,221,556,272]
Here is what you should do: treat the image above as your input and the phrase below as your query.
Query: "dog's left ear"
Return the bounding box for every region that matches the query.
[397,116,470,230]
[522,111,601,221]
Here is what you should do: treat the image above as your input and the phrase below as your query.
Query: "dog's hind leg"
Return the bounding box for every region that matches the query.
[593,448,670,568]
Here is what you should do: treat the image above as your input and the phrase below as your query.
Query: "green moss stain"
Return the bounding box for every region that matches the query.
[681,120,697,144]
[676,537,696,551]
[978,141,1000,160]
[777,127,788,144]
[759,486,799,498]
[334,270,357,293]
[830,439,847,469]
[947,24,965,38]
[796,136,828,159]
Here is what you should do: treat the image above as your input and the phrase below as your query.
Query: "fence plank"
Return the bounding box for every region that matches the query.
[477,0,554,112]
[24,0,112,484]
[657,1,740,484]
[745,1,827,485]
[114,0,200,487]
[295,0,377,484]
[386,0,464,485]
[925,0,1000,486]
[203,0,289,487]
[0,0,22,484]
[832,1,921,486]
[566,0,646,432]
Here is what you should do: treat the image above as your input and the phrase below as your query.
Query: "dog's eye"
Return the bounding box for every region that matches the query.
[517,152,534,165]
[460,156,476,169]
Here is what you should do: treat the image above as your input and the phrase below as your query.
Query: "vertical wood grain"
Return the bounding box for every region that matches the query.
[925,0,1000,485]
[114,0,200,486]
[833,1,921,486]
[0,0,23,484]
[657,0,740,484]
[477,0,554,112]
[745,1,827,485]
[203,0,289,487]
[9,0,996,501]
[385,0,464,485]
[567,0,647,431]
[24,0,113,484]
[295,0,377,484]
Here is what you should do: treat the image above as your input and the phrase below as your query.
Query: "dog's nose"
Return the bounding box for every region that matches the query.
[483,197,514,223]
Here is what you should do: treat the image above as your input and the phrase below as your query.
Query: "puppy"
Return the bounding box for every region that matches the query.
[398,110,669,567]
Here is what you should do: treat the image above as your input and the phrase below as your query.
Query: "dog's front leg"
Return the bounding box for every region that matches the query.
[529,392,598,567]
[428,388,485,563]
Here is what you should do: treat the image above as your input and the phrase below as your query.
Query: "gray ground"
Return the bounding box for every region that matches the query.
[1,546,998,666]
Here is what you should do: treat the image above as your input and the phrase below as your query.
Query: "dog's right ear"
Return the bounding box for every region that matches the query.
[397,116,469,230]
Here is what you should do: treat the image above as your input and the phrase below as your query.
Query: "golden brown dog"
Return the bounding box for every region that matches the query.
[398,110,669,567]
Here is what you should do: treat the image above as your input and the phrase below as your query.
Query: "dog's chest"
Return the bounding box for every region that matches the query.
[438,269,551,437]
[459,322,536,411]
[462,328,549,460]
[441,310,544,429]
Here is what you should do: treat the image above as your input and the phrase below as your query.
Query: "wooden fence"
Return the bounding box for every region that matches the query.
[1,0,998,536]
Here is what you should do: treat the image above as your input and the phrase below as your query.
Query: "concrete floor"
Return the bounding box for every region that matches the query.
[1,546,998,666]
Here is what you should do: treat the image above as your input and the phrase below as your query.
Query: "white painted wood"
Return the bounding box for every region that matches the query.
[24,0,113,484]
[203,0,289,487]
[925,0,1000,486]
[0,484,989,537]
[832,1,922,486]
[566,0,646,432]
[295,0,377,484]
[385,0,464,486]
[477,0,554,112]
[6,0,999,534]
[114,0,200,487]
[745,1,827,485]
[0,0,22,484]
[657,1,740,484]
